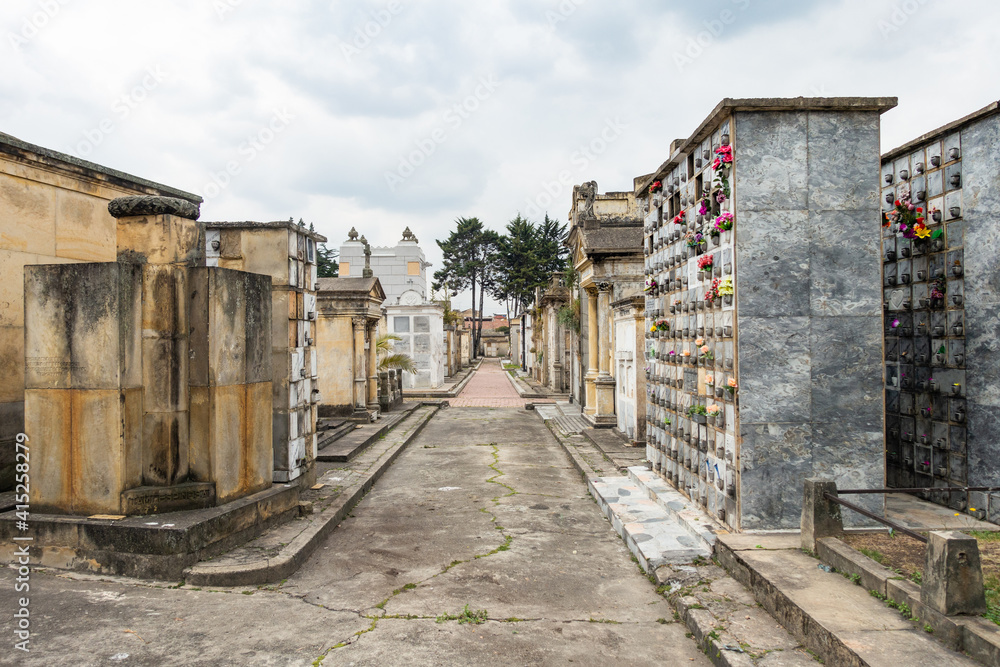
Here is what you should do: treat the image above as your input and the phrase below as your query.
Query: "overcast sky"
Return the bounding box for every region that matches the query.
[2,0,997,312]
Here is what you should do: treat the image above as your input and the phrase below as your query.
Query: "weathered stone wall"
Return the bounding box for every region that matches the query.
[880,103,1000,519]
[0,133,200,490]
[24,262,143,514]
[188,267,273,504]
[205,222,324,484]
[315,315,356,416]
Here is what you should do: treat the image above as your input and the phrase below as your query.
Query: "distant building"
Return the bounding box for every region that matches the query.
[338,228,445,389]
[339,226,431,306]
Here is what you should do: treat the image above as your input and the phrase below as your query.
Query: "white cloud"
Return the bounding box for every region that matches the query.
[2,0,998,314]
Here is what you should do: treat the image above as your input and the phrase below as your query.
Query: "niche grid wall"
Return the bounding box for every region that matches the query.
[880,101,1000,520]
[640,98,895,530]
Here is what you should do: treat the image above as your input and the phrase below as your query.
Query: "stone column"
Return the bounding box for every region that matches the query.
[367,319,379,412]
[597,283,612,378]
[553,307,564,392]
[352,316,367,415]
[592,281,617,427]
[584,285,599,416]
[541,306,551,387]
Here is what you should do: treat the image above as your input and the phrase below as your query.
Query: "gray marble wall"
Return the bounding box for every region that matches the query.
[960,114,1000,496]
[735,110,885,530]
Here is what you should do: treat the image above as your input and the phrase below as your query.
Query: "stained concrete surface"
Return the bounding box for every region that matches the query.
[0,407,710,666]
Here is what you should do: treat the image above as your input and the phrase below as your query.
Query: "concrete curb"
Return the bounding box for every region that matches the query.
[714,536,985,667]
[544,419,599,482]
[816,536,1000,665]
[673,595,756,667]
[403,359,482,399]
[184,404,440,586]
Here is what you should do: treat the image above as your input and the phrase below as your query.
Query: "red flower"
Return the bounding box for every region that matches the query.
[916,207,923,212]
[894,200,901,206]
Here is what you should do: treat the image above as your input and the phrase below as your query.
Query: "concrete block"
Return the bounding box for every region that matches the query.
[208,269,247,387]
[0,326,25,403]
[116,213,201,266]
[140,264,187,336]
[922,531,987,616]
[73,389,125,515]
[142,337,188,413]
[245,273,272,384]
[187,385,211,482]
[0,172,57,255]
[55,188,116,262]
[25,389,72,511]
[245,381,273,497]
[141,411,189,486]
[801,478,843,552]
[121,482,216,515]
[24,265,76,390]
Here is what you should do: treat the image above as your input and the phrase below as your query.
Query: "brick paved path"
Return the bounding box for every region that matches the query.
[450,358,524,407]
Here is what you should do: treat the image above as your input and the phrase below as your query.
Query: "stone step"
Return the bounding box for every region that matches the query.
[626,466,722,550]
[589,476,711,572]
[315,421,354,449]
[316,406,417,462]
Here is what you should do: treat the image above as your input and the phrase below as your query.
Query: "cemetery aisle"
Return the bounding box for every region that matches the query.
[281,404,711,665]
[449,357,525,407]
[0,404,710,666]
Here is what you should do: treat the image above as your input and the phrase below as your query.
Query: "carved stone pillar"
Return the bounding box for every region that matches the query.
[367,319,379,413]
[584,285,599,416]
[591,281,617,428]
[597,282,612,378]
[352,316,368,415]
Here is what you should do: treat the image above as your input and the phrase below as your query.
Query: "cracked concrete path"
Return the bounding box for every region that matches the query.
[0,408,710,666]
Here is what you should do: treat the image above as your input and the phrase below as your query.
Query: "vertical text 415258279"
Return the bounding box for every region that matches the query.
[13,432,31,653]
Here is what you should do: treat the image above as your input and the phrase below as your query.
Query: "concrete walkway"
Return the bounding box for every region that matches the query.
[1,407,711,666]
[450,358,526,408]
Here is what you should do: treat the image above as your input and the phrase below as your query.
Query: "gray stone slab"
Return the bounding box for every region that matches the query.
[734,110,809,212]
[737,316,812,424]
[806,111,881,212]
[735,210,810,319]
[808,210,883,317]
[809,316,883,425]
[739,422,812,530]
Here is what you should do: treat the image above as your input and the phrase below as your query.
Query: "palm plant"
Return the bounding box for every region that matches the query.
[377,333,417,373]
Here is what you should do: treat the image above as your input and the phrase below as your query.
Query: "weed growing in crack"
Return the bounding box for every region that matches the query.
[436,604,488,625]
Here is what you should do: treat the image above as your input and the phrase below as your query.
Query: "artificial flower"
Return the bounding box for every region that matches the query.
[705,375,715,385]
[695,338,705,346]
[727,378,738,388]
[700,345,710,355]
